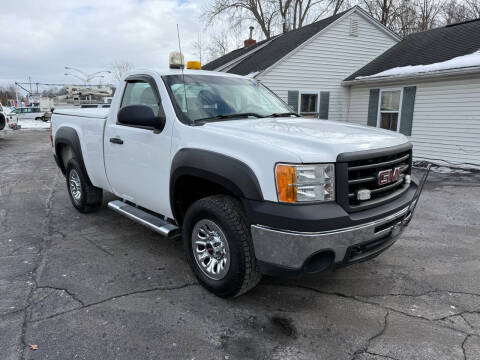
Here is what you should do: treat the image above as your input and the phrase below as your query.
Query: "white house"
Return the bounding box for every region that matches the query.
[203,6,400,122]
[343,19,480,167]
[204,7,480,167]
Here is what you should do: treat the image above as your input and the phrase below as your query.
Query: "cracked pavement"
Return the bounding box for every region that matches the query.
[1,130,480,360]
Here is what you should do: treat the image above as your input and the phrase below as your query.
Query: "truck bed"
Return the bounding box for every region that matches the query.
[53,108,109,119]
[52,108,111,191]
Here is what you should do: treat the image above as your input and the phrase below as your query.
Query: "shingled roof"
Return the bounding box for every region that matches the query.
[203,8,352,75]
[202,37,273,72]
[345,18,480,81]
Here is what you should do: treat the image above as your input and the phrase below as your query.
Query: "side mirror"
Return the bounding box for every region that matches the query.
[117,105,165,131]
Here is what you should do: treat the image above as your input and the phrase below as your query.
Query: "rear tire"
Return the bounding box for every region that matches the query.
[182,195,261,298]
[66,158,103,213]
[0,114,5,131]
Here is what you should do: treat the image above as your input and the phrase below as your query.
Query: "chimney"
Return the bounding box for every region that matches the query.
[244,26,256,48]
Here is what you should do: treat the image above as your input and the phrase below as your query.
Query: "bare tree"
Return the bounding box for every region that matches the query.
[291,0,329,30]
[110,61,134,82]
[415,0,444,31]
[205,0,278,39]
[442,0,470,25]
[205,0,332,38]
[392,0,417,37]
[205,31,235,62]
[279,0,293,32]
[191,34,204,63]
[0,84,18,106]
[363,0,398,27]
[331,0,346,14]
[465,0,480,18]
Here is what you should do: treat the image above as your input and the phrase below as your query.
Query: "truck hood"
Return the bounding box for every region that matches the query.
[203,117,409,162]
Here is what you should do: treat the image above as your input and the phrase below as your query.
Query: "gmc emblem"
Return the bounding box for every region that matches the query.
[378,166,405,185]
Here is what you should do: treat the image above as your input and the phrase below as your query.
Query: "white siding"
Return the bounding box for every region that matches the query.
[346,84,372,125]
[347,75,480,166]
[257,10,397,121]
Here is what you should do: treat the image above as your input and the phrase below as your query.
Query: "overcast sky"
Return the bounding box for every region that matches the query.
[0,0,210,88]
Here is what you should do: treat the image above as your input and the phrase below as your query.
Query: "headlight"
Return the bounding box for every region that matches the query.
[275,163,335,203]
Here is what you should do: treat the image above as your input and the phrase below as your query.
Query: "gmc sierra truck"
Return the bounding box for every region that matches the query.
[51,67,429,298]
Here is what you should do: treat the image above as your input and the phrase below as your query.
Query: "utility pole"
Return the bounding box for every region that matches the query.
[28,76,32,104]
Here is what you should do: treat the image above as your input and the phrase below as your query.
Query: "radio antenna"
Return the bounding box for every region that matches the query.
[176,24,189,119]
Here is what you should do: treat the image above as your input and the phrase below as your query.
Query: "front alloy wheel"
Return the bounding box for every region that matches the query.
[192,219,230,280]
[182,195,261,298]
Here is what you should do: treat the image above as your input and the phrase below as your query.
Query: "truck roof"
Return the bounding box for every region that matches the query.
[124,68,247,78]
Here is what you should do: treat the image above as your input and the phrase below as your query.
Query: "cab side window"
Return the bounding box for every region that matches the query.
[120,81,164,117]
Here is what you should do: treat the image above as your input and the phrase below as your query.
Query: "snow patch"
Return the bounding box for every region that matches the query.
[432,166,471,174]
[246,71,261,78]
[356,50,480,79]
[18,120,50,129]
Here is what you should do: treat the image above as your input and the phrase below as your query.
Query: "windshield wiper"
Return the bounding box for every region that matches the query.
[194,112,264,124]
[266,112,300,118]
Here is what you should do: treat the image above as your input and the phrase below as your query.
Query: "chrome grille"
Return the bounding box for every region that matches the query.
[346,150,411,210]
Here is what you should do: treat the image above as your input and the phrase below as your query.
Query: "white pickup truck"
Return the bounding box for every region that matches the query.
[0,104,5,131]
[51,68,429,297]
[0,104,19,131]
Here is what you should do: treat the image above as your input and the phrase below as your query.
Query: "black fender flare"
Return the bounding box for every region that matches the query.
[170,148,264,218]
[54,126,87,176]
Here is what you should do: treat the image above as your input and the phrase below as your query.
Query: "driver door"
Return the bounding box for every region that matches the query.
[104,75,172,217]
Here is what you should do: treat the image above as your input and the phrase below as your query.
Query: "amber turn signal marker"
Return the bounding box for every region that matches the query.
[187,61,202,70]
[276,165,297,203]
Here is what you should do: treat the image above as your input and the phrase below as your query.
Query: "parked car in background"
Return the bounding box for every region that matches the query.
[10,107,46,121]
[0,104,19,130]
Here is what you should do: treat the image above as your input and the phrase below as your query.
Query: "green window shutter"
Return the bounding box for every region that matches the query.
[287,90,299,112]
[367,89,380,127]
[319,92,330,119]
[400,86,416,136]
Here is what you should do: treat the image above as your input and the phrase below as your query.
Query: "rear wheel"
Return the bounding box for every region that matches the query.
[66,158,103,213]
[0,114,5,131]
[182,195,261,297]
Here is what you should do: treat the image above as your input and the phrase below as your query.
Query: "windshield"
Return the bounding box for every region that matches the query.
[163,74,294,123]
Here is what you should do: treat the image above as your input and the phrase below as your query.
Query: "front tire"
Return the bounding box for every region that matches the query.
[182,195,261,298]
[66,158,103,213]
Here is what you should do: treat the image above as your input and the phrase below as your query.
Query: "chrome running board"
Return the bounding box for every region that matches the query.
[108,200,179,238]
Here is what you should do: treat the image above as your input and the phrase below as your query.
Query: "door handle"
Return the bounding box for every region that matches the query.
[109,137,124,144]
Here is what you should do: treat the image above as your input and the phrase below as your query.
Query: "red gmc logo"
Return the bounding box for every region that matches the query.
[378,166,405,185]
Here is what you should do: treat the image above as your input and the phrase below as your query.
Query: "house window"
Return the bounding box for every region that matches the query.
[300,93,318,116]
[378,89,401,131]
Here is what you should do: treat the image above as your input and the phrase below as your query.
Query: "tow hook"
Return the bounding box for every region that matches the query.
[391,221,403,237]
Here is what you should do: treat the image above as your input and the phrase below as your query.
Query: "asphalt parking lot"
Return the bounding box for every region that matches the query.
[1,129,480,360]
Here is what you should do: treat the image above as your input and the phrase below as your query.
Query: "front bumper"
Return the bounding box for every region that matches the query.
[252,206,410,275]
[249,167,430,276]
